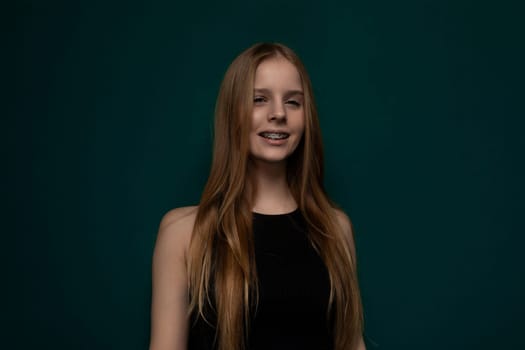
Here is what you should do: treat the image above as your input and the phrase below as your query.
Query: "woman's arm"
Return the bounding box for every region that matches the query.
[356,335,367,350]
[334,209,367,350]
[149,206,197,350]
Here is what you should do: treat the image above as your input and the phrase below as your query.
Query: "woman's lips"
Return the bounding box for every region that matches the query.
[258,133,289,146]
[258,131,290,140]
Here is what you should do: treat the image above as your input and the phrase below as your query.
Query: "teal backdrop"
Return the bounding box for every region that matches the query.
[10,0,524,349]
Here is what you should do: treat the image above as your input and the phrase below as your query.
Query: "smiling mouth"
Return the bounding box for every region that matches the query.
[258,132,290,140]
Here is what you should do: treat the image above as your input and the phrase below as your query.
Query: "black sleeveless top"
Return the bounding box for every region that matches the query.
[188,209,334,349]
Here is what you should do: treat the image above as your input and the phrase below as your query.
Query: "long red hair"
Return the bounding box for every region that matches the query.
[187,42,363,350]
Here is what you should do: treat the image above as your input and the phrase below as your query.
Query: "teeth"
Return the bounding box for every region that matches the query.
[261,132,289,140]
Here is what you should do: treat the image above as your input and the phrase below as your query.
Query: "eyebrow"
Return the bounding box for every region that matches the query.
[254,88,304,97]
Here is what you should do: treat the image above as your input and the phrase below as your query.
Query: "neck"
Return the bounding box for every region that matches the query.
[249,159,297,214]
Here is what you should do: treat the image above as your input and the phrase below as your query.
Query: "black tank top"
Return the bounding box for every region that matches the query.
[188,209,334,349]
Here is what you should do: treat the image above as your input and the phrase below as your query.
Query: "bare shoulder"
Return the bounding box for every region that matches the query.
[332,208,357,256]
[332,208,353,236]
[159,206,198,231]
[155,206,198,259]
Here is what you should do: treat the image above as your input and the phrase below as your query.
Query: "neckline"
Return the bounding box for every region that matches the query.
[252,207,300,216]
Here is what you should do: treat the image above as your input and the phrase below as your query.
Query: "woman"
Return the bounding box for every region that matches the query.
[149,42,366,350]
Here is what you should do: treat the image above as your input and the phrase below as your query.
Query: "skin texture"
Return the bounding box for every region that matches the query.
[149,55,366,350]
[149,206,196,350]
[249,56,305,165]
[249,55,306,215]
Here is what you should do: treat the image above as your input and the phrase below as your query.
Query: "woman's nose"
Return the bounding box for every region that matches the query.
[268,103,286,122]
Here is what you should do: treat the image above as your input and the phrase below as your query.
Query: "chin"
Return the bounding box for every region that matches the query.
[252,156,288,164]
[250,150,297,164]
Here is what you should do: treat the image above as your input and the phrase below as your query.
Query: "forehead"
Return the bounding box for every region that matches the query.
[254,56,302,91]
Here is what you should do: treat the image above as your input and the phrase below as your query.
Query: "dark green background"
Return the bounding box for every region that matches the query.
[10,0,524,349]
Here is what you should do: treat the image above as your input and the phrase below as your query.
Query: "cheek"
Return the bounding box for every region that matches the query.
[292,119,305,147]
[251,109,265,128]
[295,112,306,135]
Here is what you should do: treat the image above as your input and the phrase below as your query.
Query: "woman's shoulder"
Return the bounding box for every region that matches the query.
[331,207,352,231]
[155,206,198,258]
[331,207,357,256]
[159,206,199,231]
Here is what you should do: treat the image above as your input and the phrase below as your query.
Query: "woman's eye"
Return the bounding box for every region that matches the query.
[286,100,301,107]
[254,96,266,103]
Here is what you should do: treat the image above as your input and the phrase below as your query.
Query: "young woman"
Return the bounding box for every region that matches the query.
[149,43,366,350]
